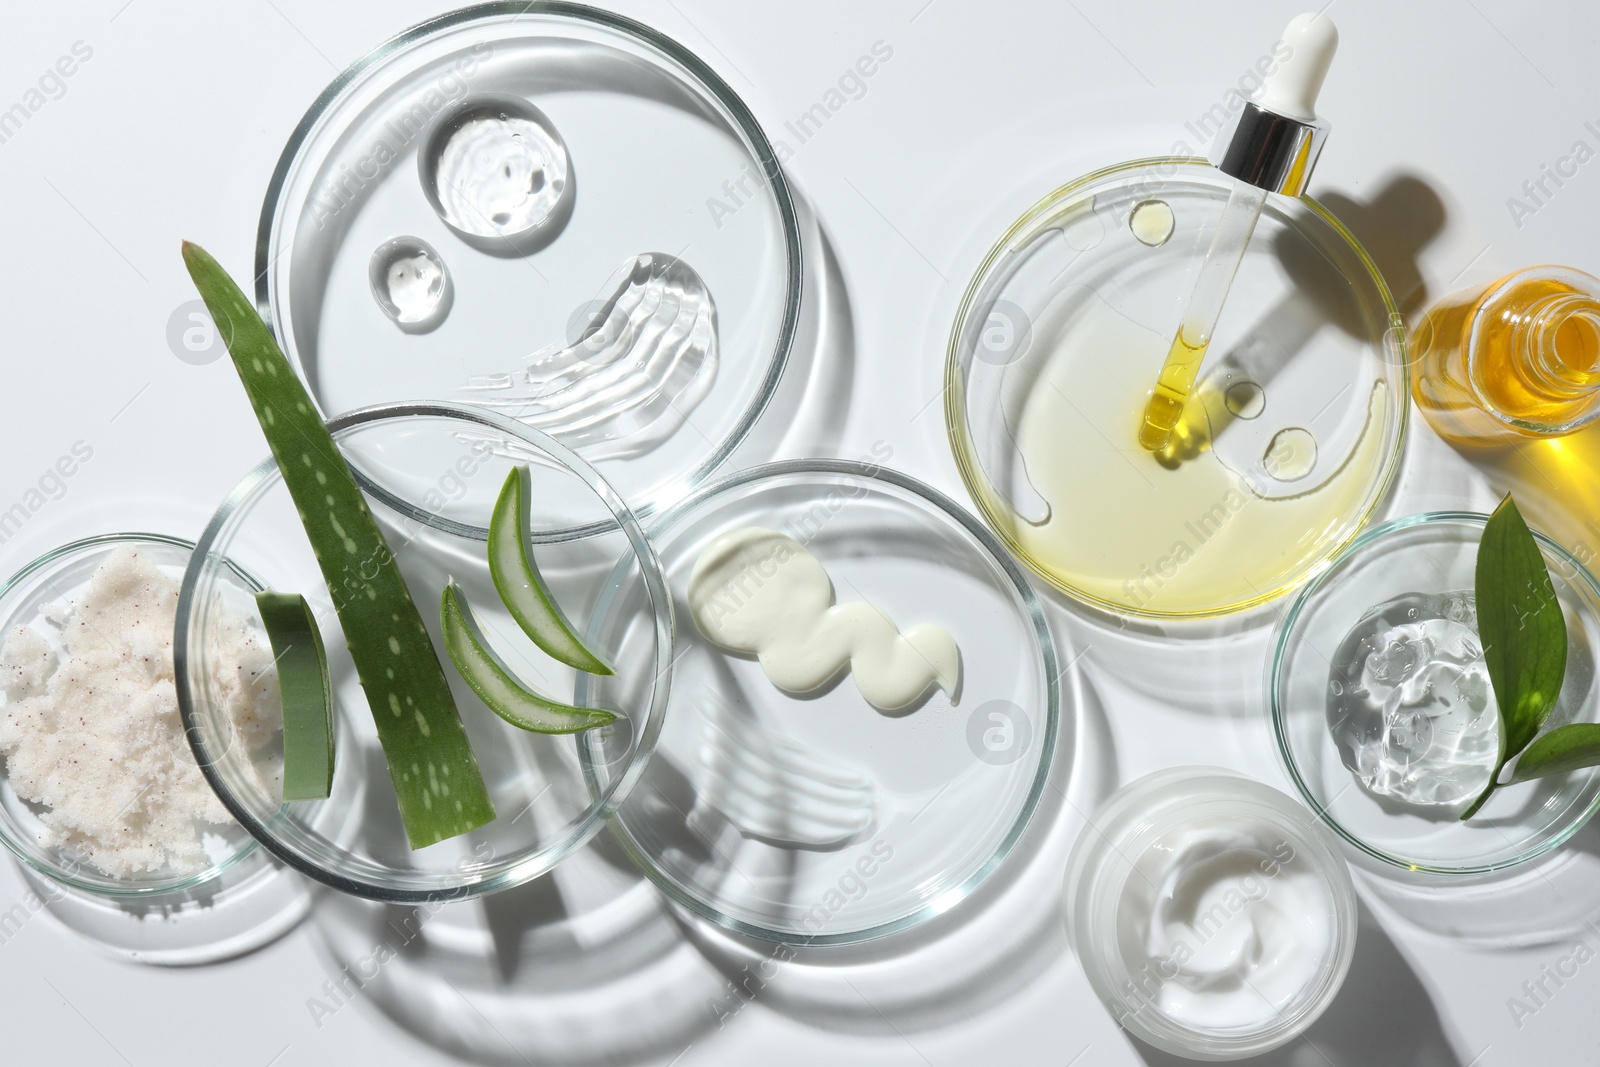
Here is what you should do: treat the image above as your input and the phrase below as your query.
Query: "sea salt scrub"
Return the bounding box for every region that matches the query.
[0,545,279,878]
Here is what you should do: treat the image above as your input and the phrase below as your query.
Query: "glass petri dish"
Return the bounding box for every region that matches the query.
[1271,512,1600,875]
[0,534,312,963]
[0,534,262,897]
[256,2,801,532]
[946,157,1408,619]
[175,402,672,902]
[588,460,1062,945]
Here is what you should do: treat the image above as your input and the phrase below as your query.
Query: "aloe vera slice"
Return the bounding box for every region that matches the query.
[488,465,614,676]
[183,242,494,849]
[441,581,617,734]
[256,592,334,801]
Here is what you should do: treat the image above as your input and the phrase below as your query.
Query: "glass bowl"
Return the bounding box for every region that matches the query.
[591,459,1063,944]
[1271,512,1600,874]
[175,402,672,902]
[0,534,262,896]
[1064,767,1357,1060]
[256,2,801,533]
[946,157,1408,619]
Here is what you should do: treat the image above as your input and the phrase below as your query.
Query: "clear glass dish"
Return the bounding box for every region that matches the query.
[1064,767,1356,1060]
[256,2,800,534]
[946,158,1408,619]
[589,460,1062,944]
[0,534,262,897]
[1271,512,1600,875]
[175,402,672,902]
[0,534,312,962]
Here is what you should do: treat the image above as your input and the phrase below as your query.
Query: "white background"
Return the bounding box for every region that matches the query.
[3,1,1600,1064]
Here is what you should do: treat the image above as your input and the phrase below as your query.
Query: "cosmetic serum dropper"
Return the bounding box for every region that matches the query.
[1138,13,1340,454]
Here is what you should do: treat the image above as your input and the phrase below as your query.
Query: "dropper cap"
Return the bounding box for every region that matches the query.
[1212,13,1338,197]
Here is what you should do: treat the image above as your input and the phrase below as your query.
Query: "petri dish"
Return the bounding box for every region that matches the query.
[587,460,1062,945]
[0,535,262,897]
[946,158,1408,619]
[175,402,672,902]
[1272,512,1600,875]
[256,3,801,532]
[0,534,310,962]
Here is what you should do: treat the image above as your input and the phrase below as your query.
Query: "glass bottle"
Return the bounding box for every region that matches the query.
[1413,265,1600,446]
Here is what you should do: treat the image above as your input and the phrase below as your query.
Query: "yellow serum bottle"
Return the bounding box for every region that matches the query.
[1413,266,1600,446]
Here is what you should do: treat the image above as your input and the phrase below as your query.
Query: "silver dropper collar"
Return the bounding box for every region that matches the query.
[1210,102,1329,197]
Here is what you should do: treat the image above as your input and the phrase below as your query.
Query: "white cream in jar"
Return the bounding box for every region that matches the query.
[1119,823,1335,1031]
[1065,768,1355,1060]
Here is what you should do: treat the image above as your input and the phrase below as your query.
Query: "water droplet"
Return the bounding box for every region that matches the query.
[1223,380,1265,419]
[1129,199,1175,246]
[1262,427,1317,481]
[421,94,571,252]
[368,236,452,333]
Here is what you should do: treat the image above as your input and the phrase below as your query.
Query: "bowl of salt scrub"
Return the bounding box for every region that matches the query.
[0,534,280,898]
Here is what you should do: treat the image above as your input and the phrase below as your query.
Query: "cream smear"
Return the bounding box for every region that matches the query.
[686,527,960,711]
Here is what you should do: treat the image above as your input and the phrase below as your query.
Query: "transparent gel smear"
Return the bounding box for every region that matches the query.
[461,252,718,459]
[367,237,452,333]
[421,95,572,251]
[1326,591,1500,806]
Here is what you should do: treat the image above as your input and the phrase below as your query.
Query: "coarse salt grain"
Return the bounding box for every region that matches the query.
[0,546,281,878]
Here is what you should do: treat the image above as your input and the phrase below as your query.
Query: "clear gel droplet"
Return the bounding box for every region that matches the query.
[368,236,452,333]
[1263,427,1317,481]
[421,95,571,251]
[1129,199,1175,246]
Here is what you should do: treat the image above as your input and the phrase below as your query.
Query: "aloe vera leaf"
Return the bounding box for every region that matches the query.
[183,241,494,848]
[256,592,334,801]
[488,464,613,676]
[441,581,617,734]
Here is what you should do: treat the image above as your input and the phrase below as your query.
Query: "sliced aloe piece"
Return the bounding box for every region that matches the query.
[441,581,617,734]
[257,592,334,801]
[488,464,614,676]
[183,242,494,849]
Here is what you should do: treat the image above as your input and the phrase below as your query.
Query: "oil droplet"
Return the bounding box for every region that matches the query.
[1129,199,1175,246]
[421,94,571,250]
[1263,427,1317,481]
[368,236,452,333]
[1224,380,1265,419]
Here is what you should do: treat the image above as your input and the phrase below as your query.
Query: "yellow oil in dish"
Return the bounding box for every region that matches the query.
[994,290,1388,617]
[1413,267,1600,445]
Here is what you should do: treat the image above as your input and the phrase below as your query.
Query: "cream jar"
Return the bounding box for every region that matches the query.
[1064,767,1356,1060]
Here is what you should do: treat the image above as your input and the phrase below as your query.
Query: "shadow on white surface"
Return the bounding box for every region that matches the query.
[1128,903,1462,1067]
[308,833,726,1067]
[725,190,856,470]
[1354,816,1600,951]
[667,665,1113,1036]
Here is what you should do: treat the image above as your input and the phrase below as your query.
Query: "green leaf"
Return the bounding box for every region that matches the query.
[1476,494,1567,761]
[256,592,334,802]
[184,241,495,848]
[488,465,613,676]
[1510,723,1600,784]
[441,582,617,735]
